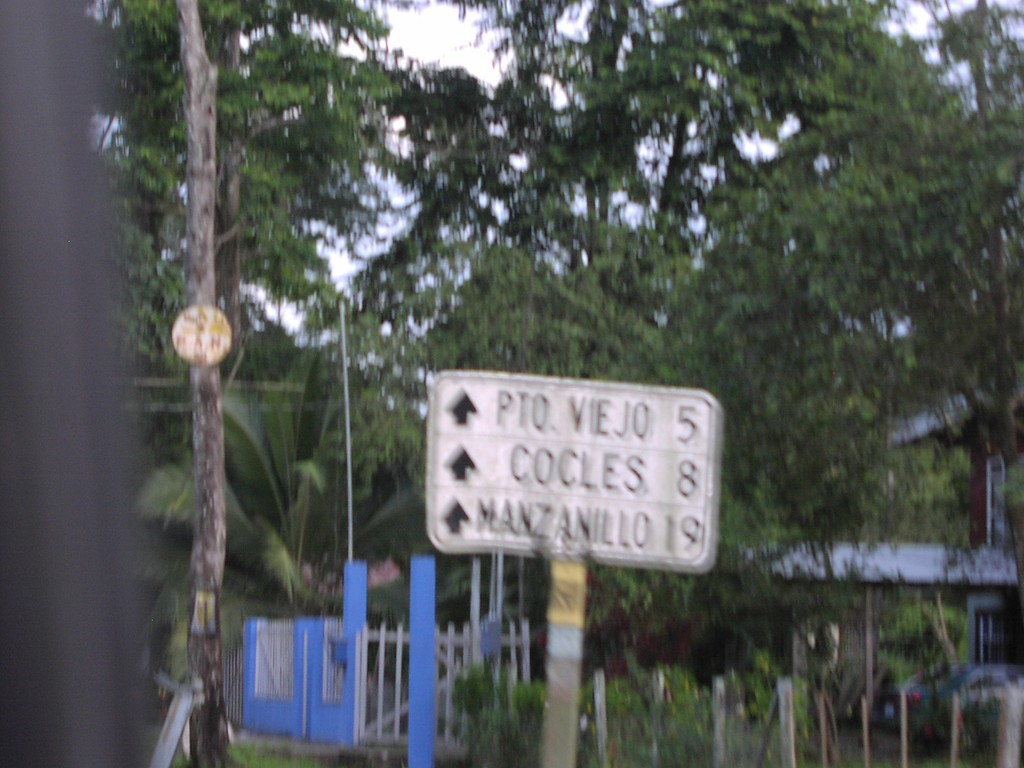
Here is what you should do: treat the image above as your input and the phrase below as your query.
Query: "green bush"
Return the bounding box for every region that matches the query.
[877,596,967,686]
[453,665,545,768]
[578,665,813,768]
[578,667,716,768]
[960,699,1001,753]
[910,694,1000,755]
[456,662,813,768]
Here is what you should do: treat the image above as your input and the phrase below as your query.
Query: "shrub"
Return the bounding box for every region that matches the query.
[911,694,1000,755]
[577,666,717,767]
[453,665,545,768]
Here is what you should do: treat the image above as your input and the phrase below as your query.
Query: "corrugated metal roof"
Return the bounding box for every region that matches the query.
[891,396,971,445]
[768,543,1018,586]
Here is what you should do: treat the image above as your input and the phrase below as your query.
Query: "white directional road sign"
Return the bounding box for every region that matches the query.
[426,371,724,572]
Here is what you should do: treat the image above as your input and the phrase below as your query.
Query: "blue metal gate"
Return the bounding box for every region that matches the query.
[242,561,367,743]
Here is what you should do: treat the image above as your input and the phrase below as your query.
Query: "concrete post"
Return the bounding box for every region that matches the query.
[997,685,1024,768]
[541,561,587,768]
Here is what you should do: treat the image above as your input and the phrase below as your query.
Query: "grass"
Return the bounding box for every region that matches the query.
[226,746,333,767]
[171,745,364,767]
[160,722,995,768]
[181,743,994,768]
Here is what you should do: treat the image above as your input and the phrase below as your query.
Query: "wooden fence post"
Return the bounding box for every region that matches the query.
[778,678,797,768]
[949,691,960,768]
[521,618,531,683]
[509,619,518,678]
[471,556,481,664]
[594,670,608,768]
[651,669,665,765]
[900,690,908,768]
[819,689,829,768]
[861,695,871,768]
[394,623,404,742]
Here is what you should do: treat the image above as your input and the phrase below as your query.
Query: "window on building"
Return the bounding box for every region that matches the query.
[976,610,1008,664]
[987,455,1008,547]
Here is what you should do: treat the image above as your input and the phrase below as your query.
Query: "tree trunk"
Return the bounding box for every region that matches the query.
[187,365,229,768]
[922,594,959,665]
[176,0,229,765]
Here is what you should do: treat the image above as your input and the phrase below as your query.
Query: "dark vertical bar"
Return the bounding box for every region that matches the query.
[0,3,143,767]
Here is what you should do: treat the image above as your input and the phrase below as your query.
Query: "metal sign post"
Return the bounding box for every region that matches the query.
[425,371,724,768]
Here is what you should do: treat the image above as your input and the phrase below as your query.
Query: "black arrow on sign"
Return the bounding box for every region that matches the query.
[447,448,477,481]
[444,501,470,534]
[448,391,478,426]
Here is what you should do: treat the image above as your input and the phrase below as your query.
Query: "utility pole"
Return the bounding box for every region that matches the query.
[176,0,230,764]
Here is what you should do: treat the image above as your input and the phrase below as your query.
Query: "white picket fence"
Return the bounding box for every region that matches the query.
[354,618,532,746]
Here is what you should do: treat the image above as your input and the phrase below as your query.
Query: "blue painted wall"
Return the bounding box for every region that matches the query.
[242,556,437,756]
[242,561,368,743]
[242,618,305,738]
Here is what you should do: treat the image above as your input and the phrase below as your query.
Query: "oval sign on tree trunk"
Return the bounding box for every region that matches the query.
[172,305,232,366]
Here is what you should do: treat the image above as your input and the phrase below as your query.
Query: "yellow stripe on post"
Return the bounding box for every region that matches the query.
[547,560,587,629]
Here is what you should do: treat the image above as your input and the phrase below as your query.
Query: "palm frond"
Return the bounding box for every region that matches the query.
[137,464,193,526]
[357,486,424,536]
[294,459,327,494]
[224,394,287,523]
[256,518,308,606]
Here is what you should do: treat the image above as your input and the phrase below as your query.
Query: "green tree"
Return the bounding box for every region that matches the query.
[345,0,959,677]
[139,350,436,646]
[97,0,391,346]
[923,0,1024,625]
[359,0,922,391]
[139,354,341,689]
[692,31,970,545]
[100,11,394,754]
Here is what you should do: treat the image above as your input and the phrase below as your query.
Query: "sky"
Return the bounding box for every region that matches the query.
[384,3,503,86]
[308,4,500,311]
[381,0,943,80]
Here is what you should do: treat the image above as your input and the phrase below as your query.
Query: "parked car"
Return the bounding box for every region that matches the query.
[872,663,1024,742]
